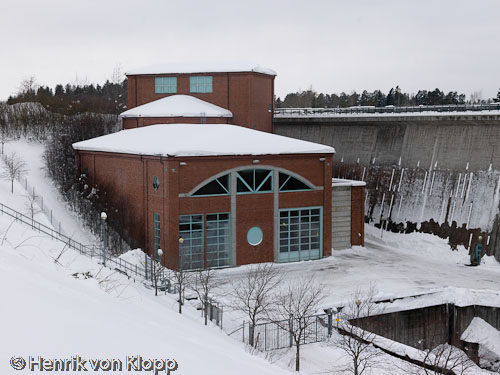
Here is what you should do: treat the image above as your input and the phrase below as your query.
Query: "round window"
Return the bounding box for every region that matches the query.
[153,176,160,190]
[247,226,263,246]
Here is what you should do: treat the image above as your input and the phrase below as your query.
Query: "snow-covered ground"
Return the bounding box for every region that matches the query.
[1,138,500,374]
[2,139,96,245]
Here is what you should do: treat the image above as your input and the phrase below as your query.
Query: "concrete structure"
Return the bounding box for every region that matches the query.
[274,112,500,260]
[126,63,276,132]
[73,124,335,269]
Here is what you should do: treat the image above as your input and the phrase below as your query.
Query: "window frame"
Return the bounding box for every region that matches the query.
[205,213,231,269]
[179,214,204,270]
[155,77,177,94]
[236,169,273,195]
[278,172,314,193]
[153,212,161,254]
[189,76,213,93]
[191,174,230,197]
[278,206,323,263]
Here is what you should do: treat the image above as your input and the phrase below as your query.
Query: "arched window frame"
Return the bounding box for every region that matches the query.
[183,166,318,198]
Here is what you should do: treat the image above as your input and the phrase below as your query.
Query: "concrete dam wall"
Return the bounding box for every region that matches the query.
[274,114,500,260]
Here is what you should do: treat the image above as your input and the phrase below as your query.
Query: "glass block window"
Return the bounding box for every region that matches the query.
[155,77,177,94]
[279,172,312,192]
[190,76,213,93]
[279,207,322,262]
[153,213,161,254]
[236,169,273,194]
[206,213,230,268]
[192,175,229,196]
[179,214,204,270]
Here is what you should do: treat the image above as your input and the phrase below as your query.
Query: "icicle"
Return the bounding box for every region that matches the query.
[466,162,469,171]
[417,161,420,168]
[389,169,395,191]
[456,173,462,197]
[488,163,492,172]
[398,169,404,192]
[434,161,438,169]
[465,172,473,200]
[361,167,366,182]
[421,171,428,194]
[429,172,435,196]
[461,174,467,198]
[398,156,402,166]
[466,203,473,229]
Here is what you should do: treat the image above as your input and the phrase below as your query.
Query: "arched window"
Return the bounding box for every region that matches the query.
[192,174,230,196]
[279,172,313,192]
[237,169,273,194]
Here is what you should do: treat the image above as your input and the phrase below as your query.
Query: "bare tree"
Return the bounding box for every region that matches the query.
[171,267,191,314]
[190,268,219,325]
[152,251,166,297]
[0,125,9,155]
[24,189,41,221]
[1,152,27,193]
[229,263,281,347]
[269,275,324,372]
[332,286,382,375]
[403,343,476,375]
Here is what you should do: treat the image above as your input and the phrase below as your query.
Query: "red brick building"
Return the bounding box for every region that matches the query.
[72,63,365,269]
[73,124,335,269]
[125,63,276,132]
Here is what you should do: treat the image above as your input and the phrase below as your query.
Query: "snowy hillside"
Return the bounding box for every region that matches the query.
[2,138,500,374]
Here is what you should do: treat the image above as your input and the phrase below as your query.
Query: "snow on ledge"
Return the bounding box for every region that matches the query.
[332,178,366,187]
[72,124,335,157]
[126,62,277,76]
[120,95,233,118]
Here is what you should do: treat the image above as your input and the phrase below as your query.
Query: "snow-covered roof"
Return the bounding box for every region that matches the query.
[126,62,277,76]
[332,178,366,187]
[72,124,335,157]
[120,95,233,118]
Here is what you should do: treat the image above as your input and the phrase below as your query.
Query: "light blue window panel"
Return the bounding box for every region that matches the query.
[192,174,230,196]
[155,77,177,94]
[179,215,204,270]
[206,213,231,268]
[278,172,313,192]
[278,207,322,263]
[247,226,263,246]
[153,213,161,254]
[236,169,273,194]
[190,76,213,93]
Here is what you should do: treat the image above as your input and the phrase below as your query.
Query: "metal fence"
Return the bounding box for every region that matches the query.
[247,313,332,351]
[207,299,223,328]
[15,174,66,236]
[275,103,500,117]
[0,201,149,283]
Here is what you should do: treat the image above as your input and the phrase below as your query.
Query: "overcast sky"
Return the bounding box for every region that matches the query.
[2,0,499,101]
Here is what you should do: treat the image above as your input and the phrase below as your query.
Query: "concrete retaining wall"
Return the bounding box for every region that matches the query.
[274,115,500,260]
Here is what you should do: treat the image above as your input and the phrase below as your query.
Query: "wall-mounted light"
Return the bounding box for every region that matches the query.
[179,162,187,166]
[253,160,260,164]
[319,158,326,162]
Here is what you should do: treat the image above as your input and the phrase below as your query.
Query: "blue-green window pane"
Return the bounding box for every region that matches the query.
[206,213,230,268]
[190,76,212,93]
[247,226,263,246]
[236,169,273,194]
[153,213,161,253]
[155,77,177,94]
[278,207,322,262]
[192,174,229,196]
[279,172,312,192]
[179,214,204,270]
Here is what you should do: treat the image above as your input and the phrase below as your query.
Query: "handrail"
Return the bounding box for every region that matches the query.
[275,103,500,117]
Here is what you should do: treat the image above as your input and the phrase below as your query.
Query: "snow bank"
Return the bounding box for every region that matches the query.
[120,95,233,118]
[72,124,335,157]
[462,318,500,353]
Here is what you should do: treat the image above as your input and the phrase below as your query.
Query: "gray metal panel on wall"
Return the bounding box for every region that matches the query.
[332,186,352,250]
[231,171,237,266]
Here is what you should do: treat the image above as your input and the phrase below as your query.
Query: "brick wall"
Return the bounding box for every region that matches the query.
[127,72,274,132]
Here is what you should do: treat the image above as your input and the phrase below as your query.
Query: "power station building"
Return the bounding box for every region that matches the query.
[73,63,365,270]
